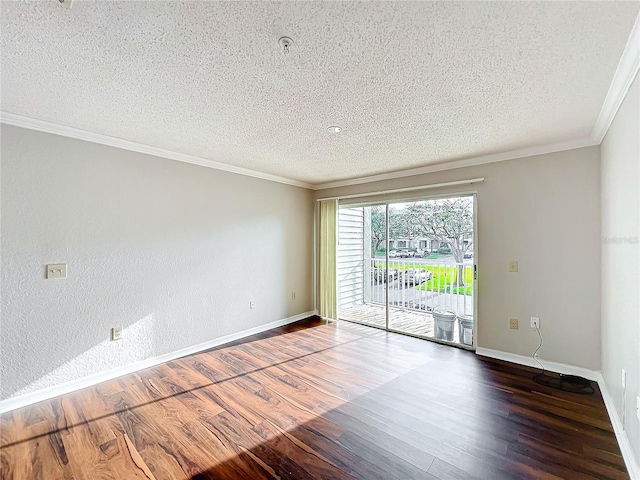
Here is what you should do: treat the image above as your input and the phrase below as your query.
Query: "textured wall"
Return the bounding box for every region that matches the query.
[601,72,640,463]
[316,146,602,370]
[0,125,314,401]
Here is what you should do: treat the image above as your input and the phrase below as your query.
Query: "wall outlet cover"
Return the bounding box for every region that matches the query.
[509,260,518,272]
[509,317,519,330]
[111,326,123,341]
[46,264,67,279]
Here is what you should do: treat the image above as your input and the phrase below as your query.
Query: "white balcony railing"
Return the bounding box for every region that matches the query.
[365,258,474,317]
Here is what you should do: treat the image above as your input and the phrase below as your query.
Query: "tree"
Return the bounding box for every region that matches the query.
[370,206,386,256]
[389,205,421,249]
[409,197,473,284]
[371,205,420,254]
[367,198,474,284]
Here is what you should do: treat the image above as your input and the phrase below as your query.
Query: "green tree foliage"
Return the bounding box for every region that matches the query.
[408,198,473,283]
[370,206,386,256]
[373,197,473,285]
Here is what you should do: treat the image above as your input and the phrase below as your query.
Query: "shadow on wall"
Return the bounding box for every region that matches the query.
[0,125,314,403]
[1,313,158,400]
[0,212,303,402]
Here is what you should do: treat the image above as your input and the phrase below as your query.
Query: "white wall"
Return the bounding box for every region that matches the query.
[601,72,640,465]
[316,146,602,370]
[0,125,315,402]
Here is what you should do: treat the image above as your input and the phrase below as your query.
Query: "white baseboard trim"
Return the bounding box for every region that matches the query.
[0,310,317,414]
[475,347,639,480]
[475,347,600,380]
[597,374,640,480]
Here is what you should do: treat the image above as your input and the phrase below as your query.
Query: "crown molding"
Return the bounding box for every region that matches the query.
[312,136,597,190]
[0,112,314,190]
[2,111,598,192]
[592,11,640,144]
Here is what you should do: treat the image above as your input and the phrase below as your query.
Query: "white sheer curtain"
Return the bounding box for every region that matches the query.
[318,199,338,319]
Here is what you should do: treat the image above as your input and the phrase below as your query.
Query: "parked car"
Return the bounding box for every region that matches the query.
[463,251,473,259]
[372,267,397,283]
[399,269,433,284]
[388,250,398,258]
[397,249,415,258]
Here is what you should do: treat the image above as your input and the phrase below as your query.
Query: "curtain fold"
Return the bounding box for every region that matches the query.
[318,199,338,319]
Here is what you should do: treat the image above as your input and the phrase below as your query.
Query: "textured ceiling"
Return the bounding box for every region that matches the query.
[1,1,639,185]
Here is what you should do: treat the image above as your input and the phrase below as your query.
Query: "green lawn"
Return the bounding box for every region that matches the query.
[374,263,473,295]
[419,265,473,295]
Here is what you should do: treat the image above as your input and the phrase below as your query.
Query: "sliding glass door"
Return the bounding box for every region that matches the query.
[337,195,476,349]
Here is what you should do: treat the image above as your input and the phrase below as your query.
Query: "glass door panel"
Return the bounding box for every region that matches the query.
[337,205,387,329]
[387,197,475,347]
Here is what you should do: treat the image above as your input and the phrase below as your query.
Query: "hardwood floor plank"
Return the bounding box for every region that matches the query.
[336,429,439,480]
[0,317,630,480]
[427,457,490,480]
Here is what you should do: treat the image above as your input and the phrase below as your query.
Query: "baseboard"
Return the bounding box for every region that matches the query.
[475,347,639,480]
[597,374,640,480]
[0,310,317,414]
[475,347,600,380]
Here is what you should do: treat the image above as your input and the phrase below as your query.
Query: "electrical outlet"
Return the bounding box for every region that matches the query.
[622,369,626,389]
[509,317,519,330]
[111,326,123,341]
[250,301,255,309]
[46,264,67,279]
[509,260,518,272]
[291,291,296,300]
[531,317,540,329]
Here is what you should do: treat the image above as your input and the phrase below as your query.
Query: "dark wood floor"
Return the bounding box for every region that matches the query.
[0,317,629,480]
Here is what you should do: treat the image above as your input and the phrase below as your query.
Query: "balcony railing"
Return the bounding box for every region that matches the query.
[365,258,474,317]
[337,255,475,347]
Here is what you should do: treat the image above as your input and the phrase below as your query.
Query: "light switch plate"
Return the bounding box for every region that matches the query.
[509,260,518,272]
[47,264,67,279]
